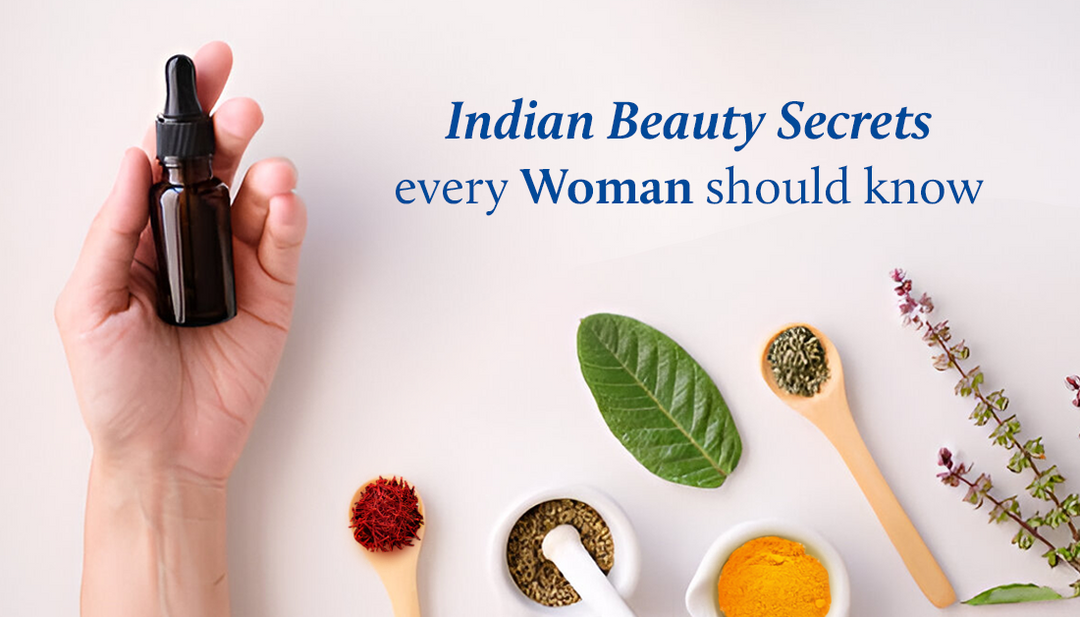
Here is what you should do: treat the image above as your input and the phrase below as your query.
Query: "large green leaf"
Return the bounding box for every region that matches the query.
[576,313,741,488]
[964,583,1064,605]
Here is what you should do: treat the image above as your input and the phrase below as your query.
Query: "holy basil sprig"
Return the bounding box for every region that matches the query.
[892,269,1080,603]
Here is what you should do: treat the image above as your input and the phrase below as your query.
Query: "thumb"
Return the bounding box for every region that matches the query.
[60,148,153,325]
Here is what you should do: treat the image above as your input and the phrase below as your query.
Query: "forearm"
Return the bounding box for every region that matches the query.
[82,456,231,617]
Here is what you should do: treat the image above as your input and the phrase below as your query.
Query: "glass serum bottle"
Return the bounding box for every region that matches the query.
[149,55,236,326]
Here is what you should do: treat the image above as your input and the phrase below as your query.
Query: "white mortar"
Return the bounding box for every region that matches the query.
[490,485,641,615]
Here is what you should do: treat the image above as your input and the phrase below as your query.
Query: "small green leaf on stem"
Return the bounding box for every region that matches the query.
[1029,466,1066,501]
[1014,528,1036,550]
[971,402,993,427]
[1008,450,1032,474]
[1062,494,1080,517]
[1024,437,1045,459]
[989,498,1016,524]
[957,374,973,397]
[990,417,1022,448]
[1046,507,1070,530]
[972,368,985,389]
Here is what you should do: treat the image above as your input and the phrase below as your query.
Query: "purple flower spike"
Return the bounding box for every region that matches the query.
[1066,375,1080,392]
[938,447,954,469]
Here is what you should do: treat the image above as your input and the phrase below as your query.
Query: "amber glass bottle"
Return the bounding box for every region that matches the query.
[149,55,236,326]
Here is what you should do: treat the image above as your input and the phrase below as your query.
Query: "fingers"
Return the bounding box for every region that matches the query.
[257,193,308,285]
[211,97,263,187]
[59,148,153,324]
[231,158,305,285]
[140,124,156,168]
[232,158,297,246]
[192,41,232,113]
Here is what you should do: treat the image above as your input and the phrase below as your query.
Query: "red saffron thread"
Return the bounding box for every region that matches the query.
[350,476,424,552]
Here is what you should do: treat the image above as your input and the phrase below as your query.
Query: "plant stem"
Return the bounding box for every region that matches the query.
[944,468,1080,576]
[929,323,1080,543]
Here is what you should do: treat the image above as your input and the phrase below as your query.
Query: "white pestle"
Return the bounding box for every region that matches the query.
[541,525,637,617]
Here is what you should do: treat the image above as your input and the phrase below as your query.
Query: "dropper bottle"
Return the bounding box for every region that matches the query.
[149,54,236,326]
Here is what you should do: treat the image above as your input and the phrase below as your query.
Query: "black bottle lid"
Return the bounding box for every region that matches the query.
[156,55,215,160]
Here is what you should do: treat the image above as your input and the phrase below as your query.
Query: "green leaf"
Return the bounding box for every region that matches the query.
[1013,528,1035,550]
[971,402,992,427]
[1008,497,1022,516]
[1008,450,1031,473]
[1067,542,1080,562]
[990,417,1022,449]
[1045,507,1069,529]
[1024,437,1045,457]
[989,501,1012,524]
[1061,494,1080,517]
[964,485,982,506]
[964,583,1064,605]
[1028,466,1065,501]
[577,313,742,488]
[956,375,972,397]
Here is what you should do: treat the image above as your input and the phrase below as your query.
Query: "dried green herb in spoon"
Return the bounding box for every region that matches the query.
[766,325,831,398]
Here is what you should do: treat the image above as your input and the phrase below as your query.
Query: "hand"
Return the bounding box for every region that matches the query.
[56,41,307,484]
[55,41,306,617]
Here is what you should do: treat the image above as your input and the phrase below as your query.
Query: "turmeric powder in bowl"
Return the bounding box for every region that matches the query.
[716,536,830,617]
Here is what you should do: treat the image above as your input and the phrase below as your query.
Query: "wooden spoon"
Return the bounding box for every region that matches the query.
[350,478,425,617]
[760,324,956,608]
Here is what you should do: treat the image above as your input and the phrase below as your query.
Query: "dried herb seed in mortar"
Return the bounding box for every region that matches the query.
[506,499,614,607]
[349,477,423,552]
[767,326,830,397]
[717,536,830,617]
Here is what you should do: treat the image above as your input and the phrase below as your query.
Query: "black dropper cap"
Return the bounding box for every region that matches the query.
[156,55,215,160]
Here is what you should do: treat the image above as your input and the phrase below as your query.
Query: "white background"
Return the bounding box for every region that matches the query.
[3,1,1080,615]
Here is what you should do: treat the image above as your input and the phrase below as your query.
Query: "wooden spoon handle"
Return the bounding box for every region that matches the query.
[819,408,956,608]
[370,552,421,617]
[382,568,421,617]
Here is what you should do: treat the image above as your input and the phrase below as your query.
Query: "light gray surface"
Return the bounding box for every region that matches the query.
[3,1,1080,615]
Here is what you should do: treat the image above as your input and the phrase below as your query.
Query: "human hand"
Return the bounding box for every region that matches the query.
[56,41,307,485]
[57,41,307,617]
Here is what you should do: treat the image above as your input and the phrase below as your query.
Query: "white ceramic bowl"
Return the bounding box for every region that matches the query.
[685,519,850,617]
[490,485,641,615]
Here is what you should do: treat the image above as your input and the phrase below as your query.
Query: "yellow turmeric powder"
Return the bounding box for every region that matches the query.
[716,536,830,617]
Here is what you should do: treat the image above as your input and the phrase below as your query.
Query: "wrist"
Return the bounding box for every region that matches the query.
[88,455,228,533]
[83,456,231,617]
[90,448,228,490]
